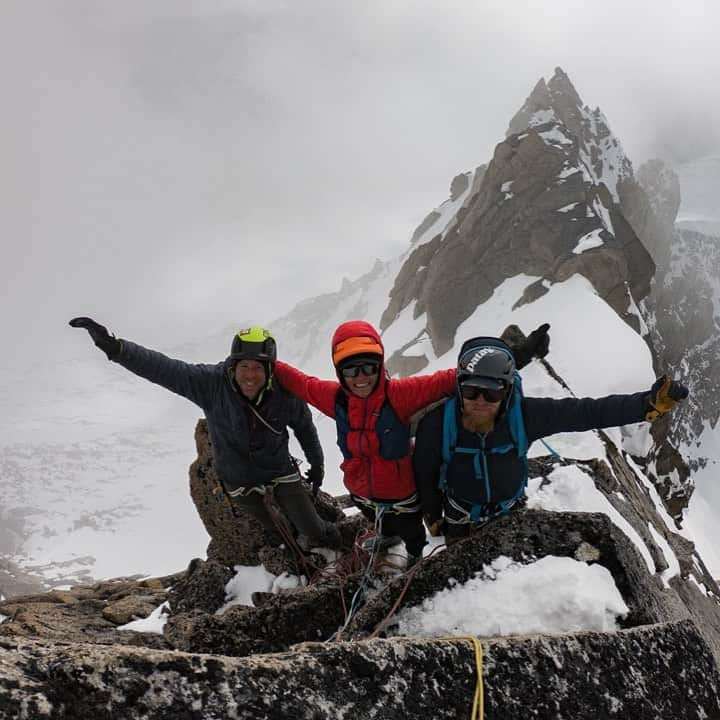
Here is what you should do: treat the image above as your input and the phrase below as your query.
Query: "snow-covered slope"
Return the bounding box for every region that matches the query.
[2,68,717,590]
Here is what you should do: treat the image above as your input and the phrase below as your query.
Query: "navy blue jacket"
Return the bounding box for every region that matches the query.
[414,391,648,520]
[113,341,323,492]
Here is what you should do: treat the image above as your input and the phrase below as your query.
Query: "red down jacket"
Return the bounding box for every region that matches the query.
[273,320,456,500]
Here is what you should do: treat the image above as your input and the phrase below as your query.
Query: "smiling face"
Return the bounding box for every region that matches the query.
[234,359,267,401]
[339,358,381,398]
[345,369,379,398]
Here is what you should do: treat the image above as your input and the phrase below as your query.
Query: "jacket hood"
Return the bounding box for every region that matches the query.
[331,320,384,353]
[331,320,386,397]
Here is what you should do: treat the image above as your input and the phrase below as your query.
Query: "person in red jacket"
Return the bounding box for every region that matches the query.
[273,320,549,566]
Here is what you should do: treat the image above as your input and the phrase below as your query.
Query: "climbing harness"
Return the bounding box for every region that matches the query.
[351,493,421,515]
[225,472,300,498]
[444,495,522,525]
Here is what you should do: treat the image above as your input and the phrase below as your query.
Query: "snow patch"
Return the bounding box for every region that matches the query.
[222,564,278,610]
[572,229,604,254]
[118,601,170,634]
[527,464,655,573]
[556,202,580,213]
[394,555,628,638]
[647,522,680,587]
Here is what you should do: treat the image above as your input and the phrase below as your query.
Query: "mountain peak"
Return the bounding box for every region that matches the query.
[507,68,632,202]
[507,67,583,139]
[547,66,583,108]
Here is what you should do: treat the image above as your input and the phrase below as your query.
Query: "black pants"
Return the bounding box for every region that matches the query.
[232,480,340,548]
[355,503,427,557]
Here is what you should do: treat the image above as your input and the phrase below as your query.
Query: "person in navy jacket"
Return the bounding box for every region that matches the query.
[414,336,689,542]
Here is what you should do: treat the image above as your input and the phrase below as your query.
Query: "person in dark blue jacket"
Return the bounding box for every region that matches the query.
[69,318,340,549]
[414,336,689,542]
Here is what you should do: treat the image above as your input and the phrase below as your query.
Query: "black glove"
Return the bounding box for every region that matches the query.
[512,323,551,370]
[69,317,121,360]
[646,375,689,422]
[305,465,324,498]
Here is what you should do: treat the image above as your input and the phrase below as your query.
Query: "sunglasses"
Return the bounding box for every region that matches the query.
[340,361,381,378]
[460,385,505,403]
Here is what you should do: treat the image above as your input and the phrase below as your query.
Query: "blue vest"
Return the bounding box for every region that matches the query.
[334,391,410,461]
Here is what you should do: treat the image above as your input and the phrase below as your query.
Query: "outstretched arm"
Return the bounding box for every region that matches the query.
[273,361,339,418]
[387,369,457,422]
[70,317,215,407]
[523,376,689,442]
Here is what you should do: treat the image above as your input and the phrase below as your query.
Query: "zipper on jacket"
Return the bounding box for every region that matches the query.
[358,398,374,498]
[479,434,491,504]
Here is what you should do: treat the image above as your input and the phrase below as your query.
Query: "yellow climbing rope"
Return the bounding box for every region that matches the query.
[437,636,484,720]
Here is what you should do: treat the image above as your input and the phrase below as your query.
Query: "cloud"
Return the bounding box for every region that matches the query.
[2,0,719,369]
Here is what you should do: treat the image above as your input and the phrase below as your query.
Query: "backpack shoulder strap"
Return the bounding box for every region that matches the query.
[439,397,457,491]
[494,370,528,513]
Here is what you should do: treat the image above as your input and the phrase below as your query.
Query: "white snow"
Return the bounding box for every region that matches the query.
[573,229,604,254]
[217,565,308,614]
[556,202,579,213]
[394,555,628,638]
[411,172,474,248]
[380,301,427,361]
[527,464,655,573]
[527,109,556,127]
[558,166,580,179]
[591,196,615,236]
[683,420,720,579]
[221,564,278,610]
[118,601,170,634]
[647,522,680,588]
[538,127,573,146]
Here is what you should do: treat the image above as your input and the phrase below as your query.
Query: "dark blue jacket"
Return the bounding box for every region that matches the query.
[414,391,648,519]
[113,341,323,492]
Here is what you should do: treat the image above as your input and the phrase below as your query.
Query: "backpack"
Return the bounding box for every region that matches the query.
[438,369,529,521]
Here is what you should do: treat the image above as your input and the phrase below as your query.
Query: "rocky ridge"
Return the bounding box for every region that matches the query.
[380,66,654,357]
[2,68,720,718]
[3,382,720,717]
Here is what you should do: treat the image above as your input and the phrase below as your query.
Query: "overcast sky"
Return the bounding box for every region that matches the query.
[2,0,719,373]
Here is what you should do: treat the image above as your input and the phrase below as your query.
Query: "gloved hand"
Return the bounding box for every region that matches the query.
[305,465,324,498]
[646,375,689,422]
[512,323,550,369]
[69,317,122,360]
[425,517,447,537]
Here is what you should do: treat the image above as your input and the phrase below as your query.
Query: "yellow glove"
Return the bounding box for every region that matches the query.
[646,375,689,422]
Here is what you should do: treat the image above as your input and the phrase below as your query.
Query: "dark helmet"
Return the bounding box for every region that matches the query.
[457,337,515,392]
[230,327,277,363]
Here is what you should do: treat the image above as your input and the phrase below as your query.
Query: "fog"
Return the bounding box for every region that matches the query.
[2,0,718,373]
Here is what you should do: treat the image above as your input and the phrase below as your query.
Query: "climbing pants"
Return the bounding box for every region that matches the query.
[232,477,340,549]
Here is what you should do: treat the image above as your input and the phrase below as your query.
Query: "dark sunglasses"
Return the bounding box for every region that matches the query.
[460,385,505,403]
[340,361,380,378]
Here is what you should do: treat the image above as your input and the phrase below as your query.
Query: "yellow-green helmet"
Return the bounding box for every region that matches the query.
[230,327,277,363]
